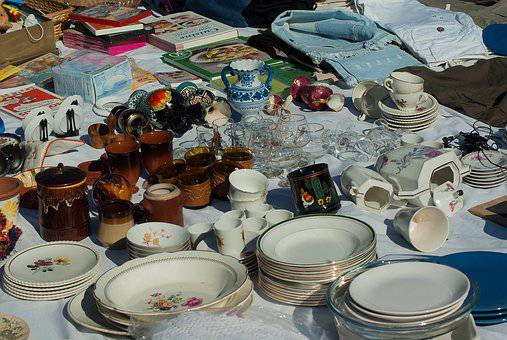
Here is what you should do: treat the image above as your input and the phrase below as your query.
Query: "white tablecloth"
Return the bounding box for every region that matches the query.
[1,37,506,340]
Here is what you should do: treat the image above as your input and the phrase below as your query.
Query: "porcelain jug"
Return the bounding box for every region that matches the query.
[221,59,273,116]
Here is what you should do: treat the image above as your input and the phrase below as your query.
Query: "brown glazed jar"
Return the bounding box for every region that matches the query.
[141,183,183,226]
[178,172,211,208]
[97,200,135,248]
[211,160,238,199]
[138,130,174,176]
[35,163,89,241]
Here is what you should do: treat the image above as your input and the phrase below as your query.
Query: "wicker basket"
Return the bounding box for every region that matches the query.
[24,0,74,41]
[53,0,142,7]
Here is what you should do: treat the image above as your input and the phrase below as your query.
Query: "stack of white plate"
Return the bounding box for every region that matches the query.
[2,242,100,301]
[71,251,253,333]
[240,247,257,276]
[339,262,470,328]
[257,215,376,306]
[126,222,191,259]
[461,150,507,189]
[378,94,439,132]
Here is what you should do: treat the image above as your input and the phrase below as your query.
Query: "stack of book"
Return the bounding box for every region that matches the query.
[315,0,351,9]
[63,4,152,55]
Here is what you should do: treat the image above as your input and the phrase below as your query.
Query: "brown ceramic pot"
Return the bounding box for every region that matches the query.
[141,183,184,226]
[35,163,89,241]
[97,199,135,249]
[105,140,141,189]
[149,159,187,185]
[138,130,174,176]
[211,160,238,199]
[0,177,22,231]
[178,172,211,208]
[92,173,133,206]
[184,147,215,175]
[88,123,113,149]
[222,146,254,169]
[78,160,106,186]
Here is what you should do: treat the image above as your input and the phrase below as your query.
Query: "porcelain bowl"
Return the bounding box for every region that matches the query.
[126,222,190,250]
[228,169,267,201]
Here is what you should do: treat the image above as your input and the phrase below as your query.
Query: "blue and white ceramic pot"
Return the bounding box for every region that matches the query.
[221,59,273,117]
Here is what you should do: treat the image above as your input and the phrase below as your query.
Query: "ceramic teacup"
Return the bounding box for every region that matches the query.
[400,133,424,146]
[384,72,424,94]
[265,209,294,227]
[393,206,449,252]
[340,165,394,213]
[431,181,464,217]
[219,210,246,223]
[229,169,268,202]
[229,196,265,211]
[243,217,268,245]
[222,146,254,169]
[245,203,273,218]
[389,91,428,112]
[213,217,245,258]
[185,222,214,249]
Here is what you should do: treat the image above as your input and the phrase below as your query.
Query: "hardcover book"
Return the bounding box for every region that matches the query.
[155,70,203,88]
[161,38,282,81]
[83,21,144,36]
[0,85,63,119]
[69,4,151,27]
[141,11,238,51]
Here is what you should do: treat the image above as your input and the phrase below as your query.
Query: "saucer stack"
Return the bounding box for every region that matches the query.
[2,242,100,301]
[461,150,507,189]
[126,222,191,259]
[257,215,376,306]
[378,94,439,132]
[67,252,254,334]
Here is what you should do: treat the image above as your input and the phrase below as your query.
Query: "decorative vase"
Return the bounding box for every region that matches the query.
[221,59,273,117]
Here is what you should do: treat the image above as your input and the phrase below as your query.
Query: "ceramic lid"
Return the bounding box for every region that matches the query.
[0,177,22,200]
[36,163,86,188]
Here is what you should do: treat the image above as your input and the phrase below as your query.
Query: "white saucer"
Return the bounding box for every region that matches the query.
[379,94,437,117]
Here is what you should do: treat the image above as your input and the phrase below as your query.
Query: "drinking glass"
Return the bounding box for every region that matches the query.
[298,123,327,160]
[247,119,283,178]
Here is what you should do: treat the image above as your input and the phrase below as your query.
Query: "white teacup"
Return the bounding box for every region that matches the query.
[185,222,213,249]
[245,203,272,218]
[340,165,394,212]
[265,209,294,227]
[228,196,265,211]
[389,91,428,112]
[393,207,449,252]
[431,181,464,217]
[401,133,424,146]
[219,210,246,223]
[228,169,268,202]
[384,72,424,94]
[213,218,244,258]
[243,217,268,245]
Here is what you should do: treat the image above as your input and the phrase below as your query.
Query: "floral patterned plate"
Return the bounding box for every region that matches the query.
[126,222,190,250]
[3,241,100,287]
[461,150,507,172]
[0,313,29,340]
[94,252,247,316]
[378,94,438,117]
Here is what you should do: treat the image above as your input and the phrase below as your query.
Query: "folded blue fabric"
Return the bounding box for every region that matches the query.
[483,24,507,56]
[272,10,422,87]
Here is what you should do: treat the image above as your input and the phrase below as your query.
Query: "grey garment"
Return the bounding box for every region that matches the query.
[419,0,507,28]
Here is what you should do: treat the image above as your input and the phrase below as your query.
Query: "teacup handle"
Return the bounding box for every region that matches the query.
[221,65,233,93]
[384,78,393,91]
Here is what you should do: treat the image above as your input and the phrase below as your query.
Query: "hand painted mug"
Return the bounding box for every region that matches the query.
[214,218,244,258]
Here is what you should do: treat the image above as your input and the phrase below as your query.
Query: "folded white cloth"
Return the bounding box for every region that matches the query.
[356,0,488,64]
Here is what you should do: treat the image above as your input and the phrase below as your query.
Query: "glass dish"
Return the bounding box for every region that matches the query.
[326,256,478,339]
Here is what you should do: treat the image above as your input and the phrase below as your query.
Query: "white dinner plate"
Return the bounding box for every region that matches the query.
[67,288,129,336]
[259,215,375,267]
[383,115,438,129]
[4,242,100,288]
[349,262,470,316]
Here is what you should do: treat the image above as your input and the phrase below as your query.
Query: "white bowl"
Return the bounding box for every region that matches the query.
[126,222,190,249]
[228,169,268,201]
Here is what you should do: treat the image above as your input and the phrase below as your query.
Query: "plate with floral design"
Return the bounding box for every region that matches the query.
[4,241,100,287]
[461,150,507,172]
[0,313,29,340]
[379,94,438,117]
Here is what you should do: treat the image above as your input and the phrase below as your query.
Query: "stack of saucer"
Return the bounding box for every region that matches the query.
[257,215,376,306]
[240,246,258,276]
[378,94,439,132]
[2,242,100,301]
[126,222,191,259]
[461,150,507,189]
